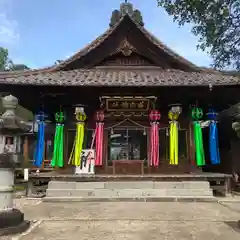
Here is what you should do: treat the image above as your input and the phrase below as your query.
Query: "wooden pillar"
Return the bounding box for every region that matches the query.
[103,130,108,172]
[61,128,74,174]
[41,141,46,169]
[64,129,69,169]
[23,136,29,166]
[188,120,194,165]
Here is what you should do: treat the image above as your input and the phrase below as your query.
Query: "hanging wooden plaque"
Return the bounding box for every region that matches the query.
[106,98,150,112]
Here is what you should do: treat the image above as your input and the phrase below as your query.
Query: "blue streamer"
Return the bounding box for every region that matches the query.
[209,122,220,164]
[207,109,220,165]
[33,113,46,167]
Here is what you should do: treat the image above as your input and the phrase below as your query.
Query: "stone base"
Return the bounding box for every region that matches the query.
[0,209,30,236]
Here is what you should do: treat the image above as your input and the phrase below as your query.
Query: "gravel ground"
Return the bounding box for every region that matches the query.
[1,198,240,240]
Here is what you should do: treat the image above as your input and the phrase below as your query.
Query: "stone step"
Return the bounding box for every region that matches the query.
[46,180,213,201]
[43,196,216,202]
[46,188,213,198]
[48,181,210,190]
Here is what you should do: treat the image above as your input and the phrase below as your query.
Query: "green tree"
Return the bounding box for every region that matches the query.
[158,0,240,70]
[0,47,11,71]
[0,47,30,71]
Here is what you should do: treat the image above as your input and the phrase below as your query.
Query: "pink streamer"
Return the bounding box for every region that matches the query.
[100,123,104,165]
[95,123,104,166]
[95,126,99,166]
[149,123,160,167]
[155,124,159,166]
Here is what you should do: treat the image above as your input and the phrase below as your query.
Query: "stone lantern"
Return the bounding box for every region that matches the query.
[0,95,30,236]
[232,104,240,138]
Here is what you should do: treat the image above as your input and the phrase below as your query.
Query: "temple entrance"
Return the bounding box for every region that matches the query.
[108,128,147,162]
[101,95,153,174]
[105,117,149,175]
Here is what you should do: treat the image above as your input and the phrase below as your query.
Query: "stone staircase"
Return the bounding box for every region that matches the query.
[43,180,215,202]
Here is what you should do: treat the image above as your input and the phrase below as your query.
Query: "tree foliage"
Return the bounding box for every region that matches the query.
[0,47,29,71]
[158,0,240,70]
[0,47,11,71]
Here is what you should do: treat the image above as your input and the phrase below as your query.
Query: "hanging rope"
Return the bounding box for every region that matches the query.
[105,117,149,130]
[192,107,205,166]
[168,110,180,165]
[33,112,46,167]
[207,109,220,164]
[68,108,86,166]
[51,111,65,168]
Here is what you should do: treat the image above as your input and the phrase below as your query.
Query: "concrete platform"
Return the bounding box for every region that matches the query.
[30,172,232,182]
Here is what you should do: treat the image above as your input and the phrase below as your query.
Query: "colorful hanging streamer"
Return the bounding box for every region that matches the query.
[95,124,104,165]
[207,109,220,164]
[51,111,65,168]
[168,109,180,165]
[69,108,86,166]
[95,110,104,166]
[192,107,205,166]
[149,110,161,167]
[33,112,46,167]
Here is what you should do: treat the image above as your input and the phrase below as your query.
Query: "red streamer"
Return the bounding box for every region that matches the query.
[95,122,104,166]
[149,122,160,167]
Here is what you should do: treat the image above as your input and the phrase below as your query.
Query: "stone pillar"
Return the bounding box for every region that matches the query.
[0,95,30,236]
[0,154,29,236]
[0,165,14,210]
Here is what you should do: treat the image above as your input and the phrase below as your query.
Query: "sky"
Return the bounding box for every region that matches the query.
[0,0,213,69]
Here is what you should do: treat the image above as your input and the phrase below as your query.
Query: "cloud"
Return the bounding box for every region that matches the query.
[0,0,19,46]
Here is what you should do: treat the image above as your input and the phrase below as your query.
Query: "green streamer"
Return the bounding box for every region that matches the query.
[193,122,205,166]
[192,107,205,166]
[51,111,65,168]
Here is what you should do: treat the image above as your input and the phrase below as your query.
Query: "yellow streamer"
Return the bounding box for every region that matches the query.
[68,110,86,166]
[168,111,179,165]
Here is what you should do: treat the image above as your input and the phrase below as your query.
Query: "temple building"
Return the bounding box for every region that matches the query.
[0,1,239,179]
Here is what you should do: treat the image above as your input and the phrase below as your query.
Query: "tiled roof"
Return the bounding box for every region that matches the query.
[0,67,239,87]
